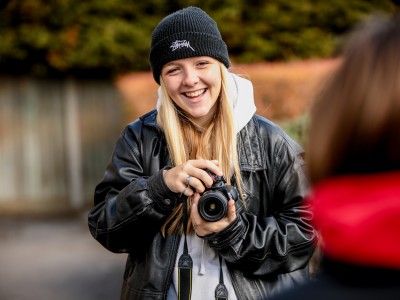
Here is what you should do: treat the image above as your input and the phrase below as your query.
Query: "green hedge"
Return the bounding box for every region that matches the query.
[0,0,397,78]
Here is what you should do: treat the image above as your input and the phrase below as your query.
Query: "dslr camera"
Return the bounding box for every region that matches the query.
[198,170,239,222]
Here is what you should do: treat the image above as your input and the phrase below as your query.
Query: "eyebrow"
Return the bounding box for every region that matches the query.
[164,62,179,67]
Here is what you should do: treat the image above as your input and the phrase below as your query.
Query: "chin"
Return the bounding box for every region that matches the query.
[190,111,210,118]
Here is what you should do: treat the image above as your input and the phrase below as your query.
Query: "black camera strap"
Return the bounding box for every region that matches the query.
[178,195,193,300]
[178,195,229,300]
[215,255,228,300]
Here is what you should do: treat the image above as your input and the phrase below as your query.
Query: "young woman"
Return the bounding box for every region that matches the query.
[269,13,400,300]
[88,6,317,300]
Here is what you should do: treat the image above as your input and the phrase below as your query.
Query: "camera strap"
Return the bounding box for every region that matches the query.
[178,195,229,300]
[178,195,193,300]
[215,255,229,300]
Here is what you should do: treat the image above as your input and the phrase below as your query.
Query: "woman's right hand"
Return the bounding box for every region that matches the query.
[163,159,222,196]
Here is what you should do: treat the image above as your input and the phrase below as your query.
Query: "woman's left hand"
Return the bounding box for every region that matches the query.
[190,192,236,236]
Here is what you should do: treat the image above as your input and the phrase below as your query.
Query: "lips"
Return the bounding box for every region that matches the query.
[183,88,206,98]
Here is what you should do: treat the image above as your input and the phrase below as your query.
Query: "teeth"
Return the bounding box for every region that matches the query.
[185,89,205,97]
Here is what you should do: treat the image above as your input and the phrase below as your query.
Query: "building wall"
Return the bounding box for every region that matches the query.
[0,76,123,216]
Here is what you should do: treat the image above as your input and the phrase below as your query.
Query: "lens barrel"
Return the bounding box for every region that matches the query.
[197,191,228,222]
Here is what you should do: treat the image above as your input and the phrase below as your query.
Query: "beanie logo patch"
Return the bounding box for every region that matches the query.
[170,40,195,52]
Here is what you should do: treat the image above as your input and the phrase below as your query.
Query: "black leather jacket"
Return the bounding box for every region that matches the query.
[88,110,317,300]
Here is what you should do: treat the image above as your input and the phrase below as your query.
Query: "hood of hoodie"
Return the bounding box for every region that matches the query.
[310,171,400,269]
[156,72,256,133]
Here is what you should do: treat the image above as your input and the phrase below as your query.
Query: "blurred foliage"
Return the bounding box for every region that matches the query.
[0,0,398,78]
[279,113,309,147]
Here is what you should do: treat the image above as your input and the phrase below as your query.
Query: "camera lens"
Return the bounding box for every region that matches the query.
[198,192,227,222]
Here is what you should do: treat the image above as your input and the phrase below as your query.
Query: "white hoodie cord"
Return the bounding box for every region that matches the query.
[199,239,206,275]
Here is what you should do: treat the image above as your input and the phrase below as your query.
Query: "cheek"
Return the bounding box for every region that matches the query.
[212,81,222,99]
[208,71,222,95]
[163,79,180,97]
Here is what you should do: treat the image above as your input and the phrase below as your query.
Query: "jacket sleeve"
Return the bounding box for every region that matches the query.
[206,128,317,277]
[87,124,178,253]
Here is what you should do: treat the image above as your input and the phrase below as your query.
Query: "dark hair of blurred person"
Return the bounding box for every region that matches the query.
[308,16,400,183]
[269,12,400,300]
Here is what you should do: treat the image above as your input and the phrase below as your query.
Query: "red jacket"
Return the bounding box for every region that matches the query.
[311,171,400,269]
[269,171,400,300]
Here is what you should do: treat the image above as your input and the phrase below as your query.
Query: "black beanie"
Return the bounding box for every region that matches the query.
[149,6,230,84]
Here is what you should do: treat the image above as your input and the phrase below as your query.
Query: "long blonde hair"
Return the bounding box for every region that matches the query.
[157,63,244,235]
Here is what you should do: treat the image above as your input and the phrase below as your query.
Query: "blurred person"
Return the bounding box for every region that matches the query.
[269,12,400,300]
[88,6,317,300]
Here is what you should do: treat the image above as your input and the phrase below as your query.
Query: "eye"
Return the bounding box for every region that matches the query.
[164,67,180,75]
[197,61,210,68]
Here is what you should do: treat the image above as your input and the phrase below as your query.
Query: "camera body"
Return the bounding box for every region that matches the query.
[198,170,239,222]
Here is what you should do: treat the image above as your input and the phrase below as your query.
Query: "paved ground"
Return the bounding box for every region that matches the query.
[0,214,128,300]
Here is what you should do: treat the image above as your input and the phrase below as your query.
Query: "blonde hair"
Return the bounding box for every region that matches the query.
[157,63,244,235]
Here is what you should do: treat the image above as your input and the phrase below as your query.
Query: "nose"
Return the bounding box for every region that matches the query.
[182,69,199,86]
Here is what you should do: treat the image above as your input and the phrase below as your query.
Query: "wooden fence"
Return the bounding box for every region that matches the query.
[0,76,123,216]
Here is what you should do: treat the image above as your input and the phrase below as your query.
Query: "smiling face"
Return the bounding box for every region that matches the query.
[161,56,222,127]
